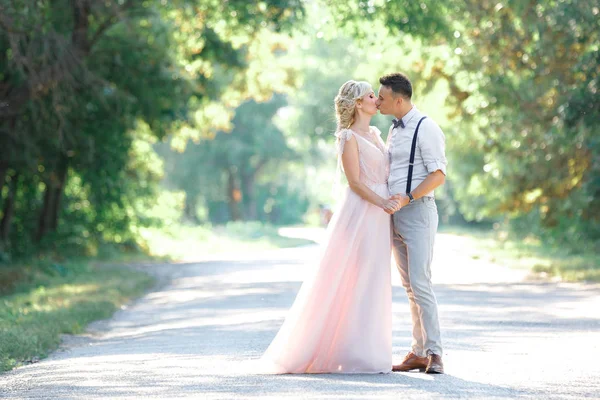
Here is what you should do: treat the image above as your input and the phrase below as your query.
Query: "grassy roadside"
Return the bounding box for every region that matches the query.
[137,221,316,260]
[0,260,154,372]
[440,225,600,282]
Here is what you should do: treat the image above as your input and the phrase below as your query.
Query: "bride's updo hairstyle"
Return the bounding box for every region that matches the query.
[334,80,372,133]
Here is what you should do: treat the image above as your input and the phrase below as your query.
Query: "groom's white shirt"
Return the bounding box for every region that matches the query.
[386,106,447,198]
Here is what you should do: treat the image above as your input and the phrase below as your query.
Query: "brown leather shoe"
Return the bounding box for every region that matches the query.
[392,352,428,372]
[425,354,444,374]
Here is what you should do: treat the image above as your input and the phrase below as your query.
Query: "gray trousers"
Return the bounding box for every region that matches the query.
[392,197,442,357]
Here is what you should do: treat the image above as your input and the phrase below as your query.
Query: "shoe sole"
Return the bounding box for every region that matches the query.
[392,367,427,372]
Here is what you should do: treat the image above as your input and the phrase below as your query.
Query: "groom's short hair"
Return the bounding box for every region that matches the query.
[379,73,412,99]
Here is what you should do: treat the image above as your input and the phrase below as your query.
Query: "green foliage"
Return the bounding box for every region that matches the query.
[255,180,309,225]
[1,0,596,275]
[443,0,600,251]
[335,0,600,252]
[327,0,451,40]
[160,94,303,223]
[0,0,306,261]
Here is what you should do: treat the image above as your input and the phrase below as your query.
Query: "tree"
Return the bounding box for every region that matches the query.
[329,0,600,249]
[161,94,295,222]
[440,0,599,248]
[0,0,306,257]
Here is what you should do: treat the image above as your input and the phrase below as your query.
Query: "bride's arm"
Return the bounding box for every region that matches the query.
[341,136,398,214]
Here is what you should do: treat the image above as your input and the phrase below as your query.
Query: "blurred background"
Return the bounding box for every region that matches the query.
[0,0,598,280]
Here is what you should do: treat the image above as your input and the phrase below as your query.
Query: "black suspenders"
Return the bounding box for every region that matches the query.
[406,116,428,194]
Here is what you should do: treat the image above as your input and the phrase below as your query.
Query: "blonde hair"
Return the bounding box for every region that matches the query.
[334,80,372,132]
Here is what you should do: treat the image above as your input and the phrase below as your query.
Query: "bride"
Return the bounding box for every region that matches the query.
[260,80,398,374]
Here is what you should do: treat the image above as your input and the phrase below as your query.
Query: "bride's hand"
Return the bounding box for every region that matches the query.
[390,194,409,211]
[380,198,401,214]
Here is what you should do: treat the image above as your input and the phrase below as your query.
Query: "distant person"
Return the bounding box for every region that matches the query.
[259,80,399,373]
[378,72,447,374]
[319,204,333,226]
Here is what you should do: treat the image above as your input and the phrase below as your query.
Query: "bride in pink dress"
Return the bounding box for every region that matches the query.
[260,80,399,374]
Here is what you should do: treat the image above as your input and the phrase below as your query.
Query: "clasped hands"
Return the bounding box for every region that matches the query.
[381,194,409,215]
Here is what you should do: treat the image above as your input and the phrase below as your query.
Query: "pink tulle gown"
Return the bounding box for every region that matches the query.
[260,126,392,374]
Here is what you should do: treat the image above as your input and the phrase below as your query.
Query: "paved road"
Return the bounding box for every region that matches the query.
[1,232,599,399]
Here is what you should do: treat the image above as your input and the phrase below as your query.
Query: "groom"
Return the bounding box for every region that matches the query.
[376,73,447,374]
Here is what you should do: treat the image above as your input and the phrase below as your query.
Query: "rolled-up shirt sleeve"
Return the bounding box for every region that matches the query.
[418,119,448,176]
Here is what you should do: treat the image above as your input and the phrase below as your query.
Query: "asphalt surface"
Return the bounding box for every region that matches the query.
[1,231,599,399]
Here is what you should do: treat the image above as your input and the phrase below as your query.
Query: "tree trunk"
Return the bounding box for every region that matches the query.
[36,182,53,243]
[49,156,69,231]
[0,117,15,210]
[183,192,200,224]
[36,155,68,242]
[240,160,267,221]
[0,164,7,190]
[227,169,242,221]
[0,172,19,242]
[241,172,257,221]
[0,163,7,211]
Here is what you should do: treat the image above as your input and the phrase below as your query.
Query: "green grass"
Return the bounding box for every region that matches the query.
[440,225,600,282]
[138,221,316,260]
[0,261,154,372]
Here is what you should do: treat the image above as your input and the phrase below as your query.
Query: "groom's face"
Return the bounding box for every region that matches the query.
[376,85,399,116]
